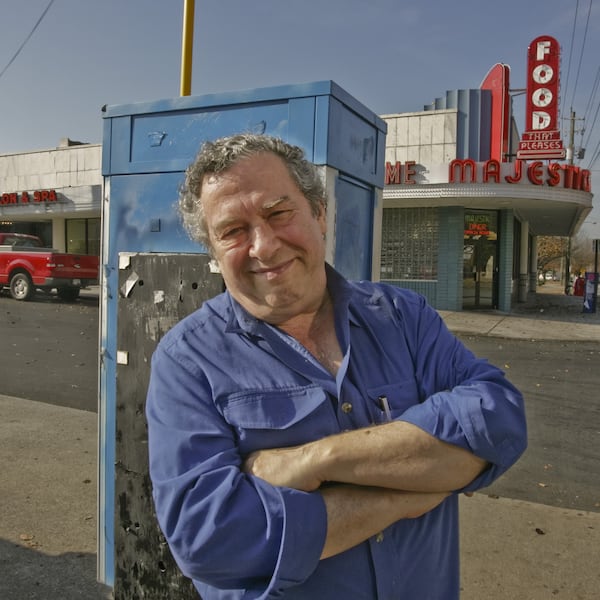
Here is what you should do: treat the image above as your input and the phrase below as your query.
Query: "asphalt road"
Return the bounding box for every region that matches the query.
[456,333,600,513]
[1,289,598,513]
[0,289,99,412]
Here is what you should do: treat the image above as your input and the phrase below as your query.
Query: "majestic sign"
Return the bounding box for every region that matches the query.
[448,159,588,190]
[517,35,565,160]
[384,159,591,192]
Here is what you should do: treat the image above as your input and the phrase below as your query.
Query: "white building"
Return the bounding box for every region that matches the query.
[0,138,101,255]
[380,84,592,311]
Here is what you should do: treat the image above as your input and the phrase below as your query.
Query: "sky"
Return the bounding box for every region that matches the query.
[1,0,599,236]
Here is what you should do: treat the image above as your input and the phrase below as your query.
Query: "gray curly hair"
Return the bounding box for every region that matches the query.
[179,134,327,252]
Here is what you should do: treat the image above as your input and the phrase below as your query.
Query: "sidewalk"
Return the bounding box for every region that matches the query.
[0,395,111,599]
[439,281,600,342]
[1,284,599,599]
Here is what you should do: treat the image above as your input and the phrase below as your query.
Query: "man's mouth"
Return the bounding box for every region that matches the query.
[253,259,295,280]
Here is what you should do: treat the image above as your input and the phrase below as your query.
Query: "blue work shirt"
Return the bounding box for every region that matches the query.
[146,265,527,599]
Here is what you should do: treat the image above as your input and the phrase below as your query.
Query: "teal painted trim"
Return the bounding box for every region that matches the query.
[436,206,464,311]
[497,209,514,312]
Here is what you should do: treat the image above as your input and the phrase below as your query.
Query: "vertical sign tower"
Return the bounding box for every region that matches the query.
[517,35,566,160]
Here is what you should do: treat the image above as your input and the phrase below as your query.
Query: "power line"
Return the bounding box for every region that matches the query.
[568,0,593,113]
[0,0,56,82]
[580,66,600,155]
[561,0,579,111]
[587,141,600,171]
[561,0,597,166]
[582,65,600,123]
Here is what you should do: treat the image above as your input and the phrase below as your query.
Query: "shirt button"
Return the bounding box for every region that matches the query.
[341,402,353,413]
[376,532,384,543]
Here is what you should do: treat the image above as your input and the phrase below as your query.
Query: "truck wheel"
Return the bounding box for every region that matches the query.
[9,271,35,301]
[57,286,81,302]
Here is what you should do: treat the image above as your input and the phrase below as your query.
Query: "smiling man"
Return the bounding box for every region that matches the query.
[146,134,527,599]
[201,150,328,326]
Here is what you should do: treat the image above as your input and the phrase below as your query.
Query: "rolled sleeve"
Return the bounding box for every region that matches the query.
[147,345,328,597]
[397,298,527,491]
[399,379,528,490]
[263,483,327,594]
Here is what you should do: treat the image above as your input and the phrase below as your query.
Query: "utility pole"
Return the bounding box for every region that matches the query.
[180,0,195,96]
[564,108,576,294]
[593,239,599,313]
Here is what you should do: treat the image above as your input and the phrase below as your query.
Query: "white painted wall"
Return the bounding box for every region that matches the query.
[0,144,102,229]
[381,109,458,164]
[0,144,101,190]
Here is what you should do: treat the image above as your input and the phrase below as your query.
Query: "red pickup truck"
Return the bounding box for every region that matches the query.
[0,233,99,301]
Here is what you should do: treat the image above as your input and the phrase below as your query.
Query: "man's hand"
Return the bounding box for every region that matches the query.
[242,444,323,492]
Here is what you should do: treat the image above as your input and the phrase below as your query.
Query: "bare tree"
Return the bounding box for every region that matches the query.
[536,236,567,278]
[571,232,595,276]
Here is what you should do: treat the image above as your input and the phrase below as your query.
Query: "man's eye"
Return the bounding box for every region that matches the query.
[270,209,293,221]
[219,227,244,240]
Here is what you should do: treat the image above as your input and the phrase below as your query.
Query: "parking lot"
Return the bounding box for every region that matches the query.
[0,288,99,412]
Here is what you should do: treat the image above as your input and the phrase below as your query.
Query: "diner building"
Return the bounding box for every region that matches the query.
[379,65,593,311]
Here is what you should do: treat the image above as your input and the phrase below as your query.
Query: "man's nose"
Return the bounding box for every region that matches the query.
[248,224,280,260]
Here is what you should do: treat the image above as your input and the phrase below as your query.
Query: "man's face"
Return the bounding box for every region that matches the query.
[201,152,328,325]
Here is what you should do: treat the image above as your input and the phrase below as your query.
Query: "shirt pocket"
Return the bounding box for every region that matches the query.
[217,385,339,454]
[367,379,421,423]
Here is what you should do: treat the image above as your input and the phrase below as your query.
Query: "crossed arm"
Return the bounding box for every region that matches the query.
[243,420,488,558]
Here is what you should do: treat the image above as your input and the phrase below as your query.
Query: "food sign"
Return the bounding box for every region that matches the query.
[517,36,566,160]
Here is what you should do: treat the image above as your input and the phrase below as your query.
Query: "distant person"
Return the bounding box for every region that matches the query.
[574,274,585,297]
[146,134,528,599]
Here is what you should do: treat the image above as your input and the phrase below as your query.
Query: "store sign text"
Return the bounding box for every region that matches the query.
[384,160,591,192]
[449,159,590,191]
[464,214,491,237]
[0,189,58,205]
[517,35,565,159]
[384,161,417,185]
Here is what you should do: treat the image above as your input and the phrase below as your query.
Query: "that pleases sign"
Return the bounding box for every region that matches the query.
[517,35,565,160]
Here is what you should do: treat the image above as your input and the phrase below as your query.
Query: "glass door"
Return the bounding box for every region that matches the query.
[463,211,498,309]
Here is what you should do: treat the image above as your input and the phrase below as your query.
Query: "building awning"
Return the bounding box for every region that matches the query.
[383,160,593,237]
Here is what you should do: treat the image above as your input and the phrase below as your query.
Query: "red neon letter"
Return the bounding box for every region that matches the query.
[504,160,523,183]
[449,159,476,183]
[546,163,561,187]
[385,162,402,185]
[483,159,501,182]
[403,161,416,184]
[527,161,544,185]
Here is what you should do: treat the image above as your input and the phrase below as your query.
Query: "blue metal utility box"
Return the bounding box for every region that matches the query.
[99,81,387,590]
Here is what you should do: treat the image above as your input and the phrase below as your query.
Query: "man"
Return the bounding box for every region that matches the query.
[146,134,527,599]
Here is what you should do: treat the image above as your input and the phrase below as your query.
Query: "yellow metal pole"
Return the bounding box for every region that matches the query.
[180,0,195,96]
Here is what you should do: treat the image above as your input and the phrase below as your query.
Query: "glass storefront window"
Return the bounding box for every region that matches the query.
[380,207,439,280]
[66,218,100,255]
[463,211,499,309]
[87,218,101,256]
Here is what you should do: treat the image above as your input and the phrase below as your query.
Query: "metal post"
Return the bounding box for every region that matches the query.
[518,221,529,302]
[594,239,599,313]
[180,0,195,96]
[564,109,576,294]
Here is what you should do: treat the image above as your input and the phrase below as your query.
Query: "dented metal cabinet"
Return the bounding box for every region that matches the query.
[99,81,386,594]
[114,253,222,598]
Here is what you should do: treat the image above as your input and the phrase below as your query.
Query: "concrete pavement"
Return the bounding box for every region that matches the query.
[0,395,111,599]
[439,281,600,342]
[1,283,599,599]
